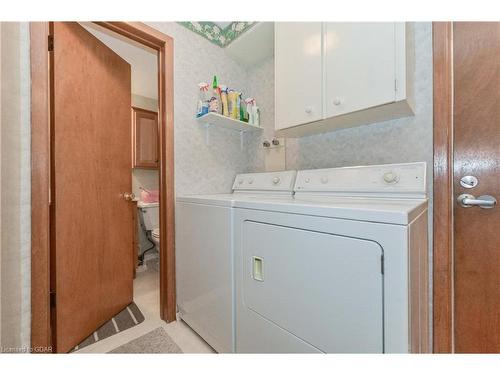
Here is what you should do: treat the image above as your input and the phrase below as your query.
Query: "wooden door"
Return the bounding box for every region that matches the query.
[324,23,396,118]
[132,107,159,169]
[275,23,323,130]
[52,22,133,353]
[453,22,500,353]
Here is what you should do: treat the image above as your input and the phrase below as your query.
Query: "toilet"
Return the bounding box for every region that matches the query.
[151,228,160,249]
[137,201,160,256]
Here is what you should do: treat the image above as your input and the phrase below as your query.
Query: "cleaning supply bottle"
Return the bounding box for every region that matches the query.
[239,93,247,122]
[220,85,229,117]
[252,99,260,127]
[196,82,209,117]
[245,98,254,125]
[236,92,242,120]
[227,89,238,119]
[209,75,222,114]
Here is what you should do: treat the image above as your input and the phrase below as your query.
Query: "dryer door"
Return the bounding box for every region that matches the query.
[239,221,384,353]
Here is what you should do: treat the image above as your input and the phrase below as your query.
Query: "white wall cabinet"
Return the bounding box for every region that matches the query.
[275,23,323,128]
[275,22,414,137]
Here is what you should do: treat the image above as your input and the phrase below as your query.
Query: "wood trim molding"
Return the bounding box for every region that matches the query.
[159,35,177,323]
[30,21,176,350]
[30,22,52,352]
[432,21,454,353]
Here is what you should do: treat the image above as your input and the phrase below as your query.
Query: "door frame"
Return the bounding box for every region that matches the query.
[432,22,454,353]
[30,22,176,351]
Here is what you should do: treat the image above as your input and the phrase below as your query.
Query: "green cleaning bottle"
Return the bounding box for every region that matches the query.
[210,75,222,115]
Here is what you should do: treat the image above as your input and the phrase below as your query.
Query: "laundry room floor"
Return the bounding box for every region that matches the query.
[74,259,215,354]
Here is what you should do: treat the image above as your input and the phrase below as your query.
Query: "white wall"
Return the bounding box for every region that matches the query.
[0,22,31,350]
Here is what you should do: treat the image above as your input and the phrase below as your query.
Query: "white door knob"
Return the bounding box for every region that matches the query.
[272,177,281,185]
[333,98,342,106]
[305,107,313,114]
[122,192,135,201]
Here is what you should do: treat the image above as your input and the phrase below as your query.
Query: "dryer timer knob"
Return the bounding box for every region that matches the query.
[383,172,399,184]
[272,177,281,185]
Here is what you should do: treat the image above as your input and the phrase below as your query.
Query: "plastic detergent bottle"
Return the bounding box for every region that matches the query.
[209,75,222,114]
[196,82,209,117]
[220,85,229,117]
[239,94,247,122]
[245,98,254,125]
[227,89,239,119]
[252,99,260,127]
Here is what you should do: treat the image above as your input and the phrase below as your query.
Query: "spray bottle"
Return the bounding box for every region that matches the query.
[196,82,209,117]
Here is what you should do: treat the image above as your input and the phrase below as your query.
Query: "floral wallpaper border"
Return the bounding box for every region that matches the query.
[178,22,256,47]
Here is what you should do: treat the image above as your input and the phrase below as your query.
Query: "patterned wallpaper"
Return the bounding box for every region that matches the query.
[146,22,262,195]
[178,22,255,47]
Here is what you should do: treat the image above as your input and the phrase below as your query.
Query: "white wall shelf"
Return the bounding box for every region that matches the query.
[197,113,262,132]
[197,113,262,150]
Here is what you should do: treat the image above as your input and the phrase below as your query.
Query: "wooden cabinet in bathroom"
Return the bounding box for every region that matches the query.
[132,106,159,169]
[275,22,415,137]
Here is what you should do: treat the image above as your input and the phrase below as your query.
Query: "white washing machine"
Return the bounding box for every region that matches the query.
[175,170,297,353]
[234,163,429,353]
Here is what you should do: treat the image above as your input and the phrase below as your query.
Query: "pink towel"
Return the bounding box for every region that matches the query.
[140,189,159,203]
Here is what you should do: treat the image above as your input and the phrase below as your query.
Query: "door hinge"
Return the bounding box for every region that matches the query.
[48,35,54,52]
[50,290,56,307]
[381,254,385,275]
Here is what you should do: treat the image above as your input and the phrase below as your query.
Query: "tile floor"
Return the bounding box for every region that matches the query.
[75,258,215,353]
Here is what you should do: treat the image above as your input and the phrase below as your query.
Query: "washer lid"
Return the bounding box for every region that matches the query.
[176,191,294,206]
[176,193,236,206]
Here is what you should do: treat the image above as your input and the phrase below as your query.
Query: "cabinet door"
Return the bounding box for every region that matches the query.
[275,23,323,130]
[132,107,158,169]
[325,23,396,118]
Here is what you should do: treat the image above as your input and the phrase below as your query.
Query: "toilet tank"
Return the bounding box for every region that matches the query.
[138,202,159,231]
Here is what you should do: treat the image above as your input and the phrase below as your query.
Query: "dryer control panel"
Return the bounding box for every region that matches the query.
[294,162,427,198]
[233,170,297,192]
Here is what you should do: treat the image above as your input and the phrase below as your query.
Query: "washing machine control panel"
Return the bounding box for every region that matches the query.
[294,162,426,196]
[233,170,297,191]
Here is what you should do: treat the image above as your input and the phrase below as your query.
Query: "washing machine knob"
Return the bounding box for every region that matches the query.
[238,179,244,185]
[320,176,329,184]
[248,178,254,184]
[272,177,281,185]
